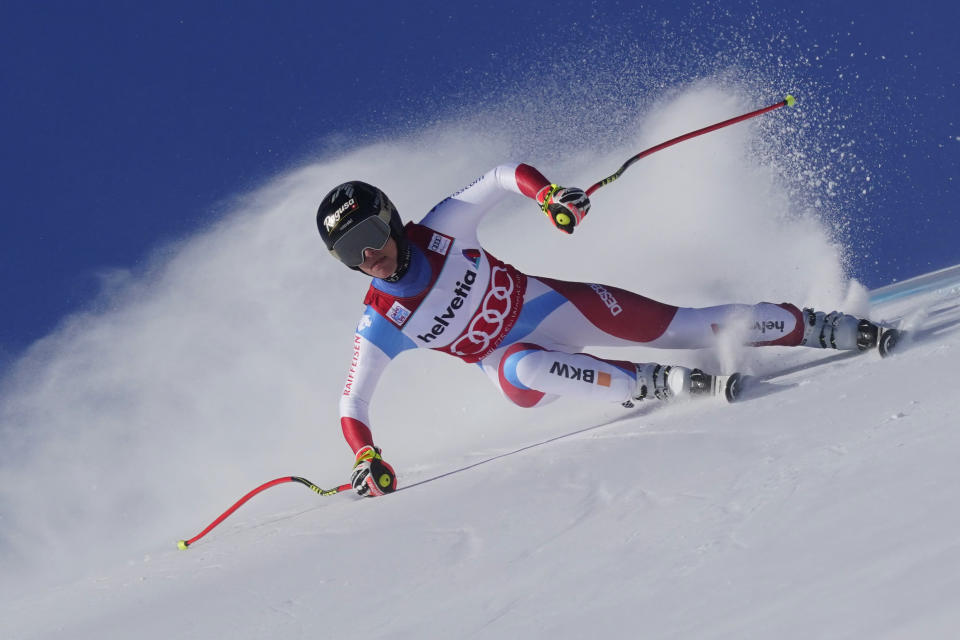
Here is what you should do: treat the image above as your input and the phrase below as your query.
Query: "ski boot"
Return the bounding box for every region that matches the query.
[689,368,744,403]
[853,318,900,357]
[802,309,900,357]
[624,364,743,407]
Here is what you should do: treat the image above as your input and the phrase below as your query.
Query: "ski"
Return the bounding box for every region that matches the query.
[683,323,901,408]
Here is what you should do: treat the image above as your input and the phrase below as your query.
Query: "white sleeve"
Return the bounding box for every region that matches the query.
[339,331,392,430]
[338,306,419,451]
[418,164,524,240]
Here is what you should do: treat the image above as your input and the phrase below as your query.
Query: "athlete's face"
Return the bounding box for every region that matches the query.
[358,236,398,278]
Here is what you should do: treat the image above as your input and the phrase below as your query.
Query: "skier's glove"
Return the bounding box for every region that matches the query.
[351,445,397,497]
[536,184,590,234]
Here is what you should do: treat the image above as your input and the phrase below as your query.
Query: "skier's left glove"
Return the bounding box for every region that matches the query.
[350,445,397,497]
[536,184,590,234]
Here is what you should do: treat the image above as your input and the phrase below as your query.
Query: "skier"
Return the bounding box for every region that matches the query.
[317,163,893,497]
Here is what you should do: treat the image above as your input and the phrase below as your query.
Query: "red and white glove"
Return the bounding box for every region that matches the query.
[536,184,590,234]
[350,446,397,497]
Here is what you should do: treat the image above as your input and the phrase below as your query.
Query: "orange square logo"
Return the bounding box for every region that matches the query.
[597,371,611,387]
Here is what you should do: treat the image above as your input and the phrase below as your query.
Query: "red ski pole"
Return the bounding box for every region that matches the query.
[177,476,351,549]
[585,95,796,197]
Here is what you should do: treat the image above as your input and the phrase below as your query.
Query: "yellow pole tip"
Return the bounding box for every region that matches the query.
[177,540,189,550]
[785,95,796,107]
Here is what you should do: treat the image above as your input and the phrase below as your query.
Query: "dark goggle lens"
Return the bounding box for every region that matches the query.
[330,216,391,267]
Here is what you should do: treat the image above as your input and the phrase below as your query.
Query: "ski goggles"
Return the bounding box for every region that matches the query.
[330,214,392,267]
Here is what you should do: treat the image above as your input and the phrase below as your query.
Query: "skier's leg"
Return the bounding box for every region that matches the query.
[497,343,635,405]
[482,342,691,407]
[480,341,558,408]
[530,277,881,352]
[481,279,888,410]
[530,276,681,346]
[532,276,803,347]
[658,303,803,347]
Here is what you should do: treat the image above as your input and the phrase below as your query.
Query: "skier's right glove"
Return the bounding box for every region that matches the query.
[350,445,397,497]
[536,184,590,234]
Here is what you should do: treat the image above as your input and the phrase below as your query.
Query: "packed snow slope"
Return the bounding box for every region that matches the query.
[5,272,960,640]
[3,84,960,638]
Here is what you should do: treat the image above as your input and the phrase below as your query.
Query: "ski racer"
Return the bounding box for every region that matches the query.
[316,163,894,497]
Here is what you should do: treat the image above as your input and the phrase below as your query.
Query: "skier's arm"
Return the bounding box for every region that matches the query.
[338,309,416,454]
[420,163,590,236]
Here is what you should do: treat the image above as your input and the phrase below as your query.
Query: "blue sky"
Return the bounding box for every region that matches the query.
[2,0,958,358]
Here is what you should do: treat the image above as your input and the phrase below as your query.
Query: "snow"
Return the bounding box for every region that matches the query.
[3,85,960,639]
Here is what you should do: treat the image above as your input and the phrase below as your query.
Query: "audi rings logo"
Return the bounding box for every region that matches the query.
[450,266,515,356]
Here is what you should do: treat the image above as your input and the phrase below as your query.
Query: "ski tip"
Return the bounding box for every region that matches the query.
[177,540,189,551]
[784,94,796,107]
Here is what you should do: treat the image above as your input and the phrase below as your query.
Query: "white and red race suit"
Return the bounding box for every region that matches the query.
[339,163,805,453]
